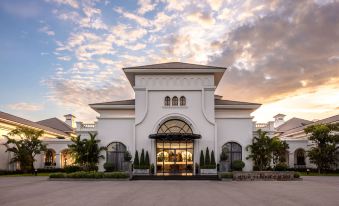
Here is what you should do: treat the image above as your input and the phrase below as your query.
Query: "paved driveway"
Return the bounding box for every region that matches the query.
[0,176,338,206]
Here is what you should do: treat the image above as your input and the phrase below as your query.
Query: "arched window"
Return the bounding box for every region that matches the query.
[107,142,127,171]
[172,96,178,106]
[45,149,56,167]
[157,119,193,134]
[222,142,242,166]
[164,96,170,106]
[295,149,305,166]
[180,96,186,106]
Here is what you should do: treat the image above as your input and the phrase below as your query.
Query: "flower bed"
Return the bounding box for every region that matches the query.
[49,171,129,180]
[232,171,299,181]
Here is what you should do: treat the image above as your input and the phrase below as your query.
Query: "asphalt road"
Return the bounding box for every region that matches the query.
[0,176,338,206]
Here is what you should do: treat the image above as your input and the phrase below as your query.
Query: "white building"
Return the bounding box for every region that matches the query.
[89,62,261,174]
[255,114,339,169]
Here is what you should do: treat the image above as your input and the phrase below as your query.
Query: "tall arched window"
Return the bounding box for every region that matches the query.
[172,96,178,106]
[107,142,127,171]
[45,149,56,167]
[164,96,170,106]
[180,96,186,106]
[295,149,305,166]
[222,142,242,166]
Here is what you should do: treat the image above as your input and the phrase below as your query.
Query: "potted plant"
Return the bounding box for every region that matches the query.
[200,148,217,174]
[219,147,229,172]
[133,149,150,174]
[123,151,132,172]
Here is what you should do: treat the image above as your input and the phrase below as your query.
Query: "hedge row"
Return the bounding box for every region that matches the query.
[49,171,129,179]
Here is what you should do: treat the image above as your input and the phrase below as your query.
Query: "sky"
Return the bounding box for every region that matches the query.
[0,0,338,124]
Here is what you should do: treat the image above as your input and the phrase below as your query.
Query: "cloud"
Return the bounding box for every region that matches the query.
[137,0,156,14]
[7,102,44,111]
[47,0,79,9]
[39,25,55,36]
[186,11,215,26]
[114,7,150,27]
[210,0,339,103]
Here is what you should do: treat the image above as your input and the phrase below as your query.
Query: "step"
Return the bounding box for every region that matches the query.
[132,175,220,181]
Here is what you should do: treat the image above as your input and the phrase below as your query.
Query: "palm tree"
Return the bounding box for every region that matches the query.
[3,126,47,173]
[246,129,273,171]
[68,133,106,170]
[84,133,106,167]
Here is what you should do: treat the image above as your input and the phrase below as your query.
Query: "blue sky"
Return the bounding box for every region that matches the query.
[0,0,338,123]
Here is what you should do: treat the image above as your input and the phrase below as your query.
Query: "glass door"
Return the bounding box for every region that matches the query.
[156,140,194,175]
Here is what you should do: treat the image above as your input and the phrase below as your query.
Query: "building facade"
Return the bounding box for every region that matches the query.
[255,114,339,170]
[90,62,261,174]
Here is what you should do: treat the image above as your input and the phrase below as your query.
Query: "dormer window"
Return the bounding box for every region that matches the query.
[172,96,178,106]
[164,96,170,106]
[180,96,186,106]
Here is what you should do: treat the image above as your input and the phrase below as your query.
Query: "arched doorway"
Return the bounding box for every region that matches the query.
[61,149,74,168]
[222,142,242,169]
[294,148,306,168]
[152,119,199,175]
[106,142,127,171]
[44,149,56,167]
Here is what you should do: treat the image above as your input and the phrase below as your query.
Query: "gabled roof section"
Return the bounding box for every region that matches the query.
[123,62,227,87]
[276,118,313,132]
[89,99,135,111]
[215,98,261,110]
[0,111,70,137]
[37,118,74,133]
[281,114,339,137]
[90,99,135,106]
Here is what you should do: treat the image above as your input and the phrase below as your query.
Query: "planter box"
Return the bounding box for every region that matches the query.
[200,168,217,174]
[133,169,149,175]
[233,171,296,181]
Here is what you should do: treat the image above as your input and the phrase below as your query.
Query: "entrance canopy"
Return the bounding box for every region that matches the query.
[149,133,201,140]
[149,119,201,140]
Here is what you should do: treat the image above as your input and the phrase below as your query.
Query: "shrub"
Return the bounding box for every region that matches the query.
[104,172,129,179]
[211,150,216,166]
[140,149,145,168]
[220,147,229,161]
[49,171,129,179]
[103,162,115,172]
[220,172,233,179]
[0,170,24,175]
[150,163,155,174]
[37,168,65,173]
[83,164,98,172]
[64,165,82,173]
[232,160,245,171]
[133,150,139,169]
[294,172,300,179]
[199,150,205,167]
[145,151,150,168]
[49,173,66,178]
[205,147,210,166]
[274,163,288,171]
[124,151,132,161]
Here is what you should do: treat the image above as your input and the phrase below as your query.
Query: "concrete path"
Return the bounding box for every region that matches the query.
[0,176,338,206]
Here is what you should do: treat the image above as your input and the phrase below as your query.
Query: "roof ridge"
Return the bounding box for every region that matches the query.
[37,117,74,132]
[0,111,69,137]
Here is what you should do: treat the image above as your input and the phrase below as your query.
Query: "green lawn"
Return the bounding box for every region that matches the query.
[299,172,339,176]
[0,173,51,177]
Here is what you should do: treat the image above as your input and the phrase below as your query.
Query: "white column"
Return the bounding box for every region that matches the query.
[55,153,61,168]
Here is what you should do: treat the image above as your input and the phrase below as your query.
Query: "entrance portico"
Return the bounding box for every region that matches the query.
[149,119,201,175]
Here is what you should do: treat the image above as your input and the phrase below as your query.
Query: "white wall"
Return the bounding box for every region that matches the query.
[216,118,254,171]
[96,118,134,171]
